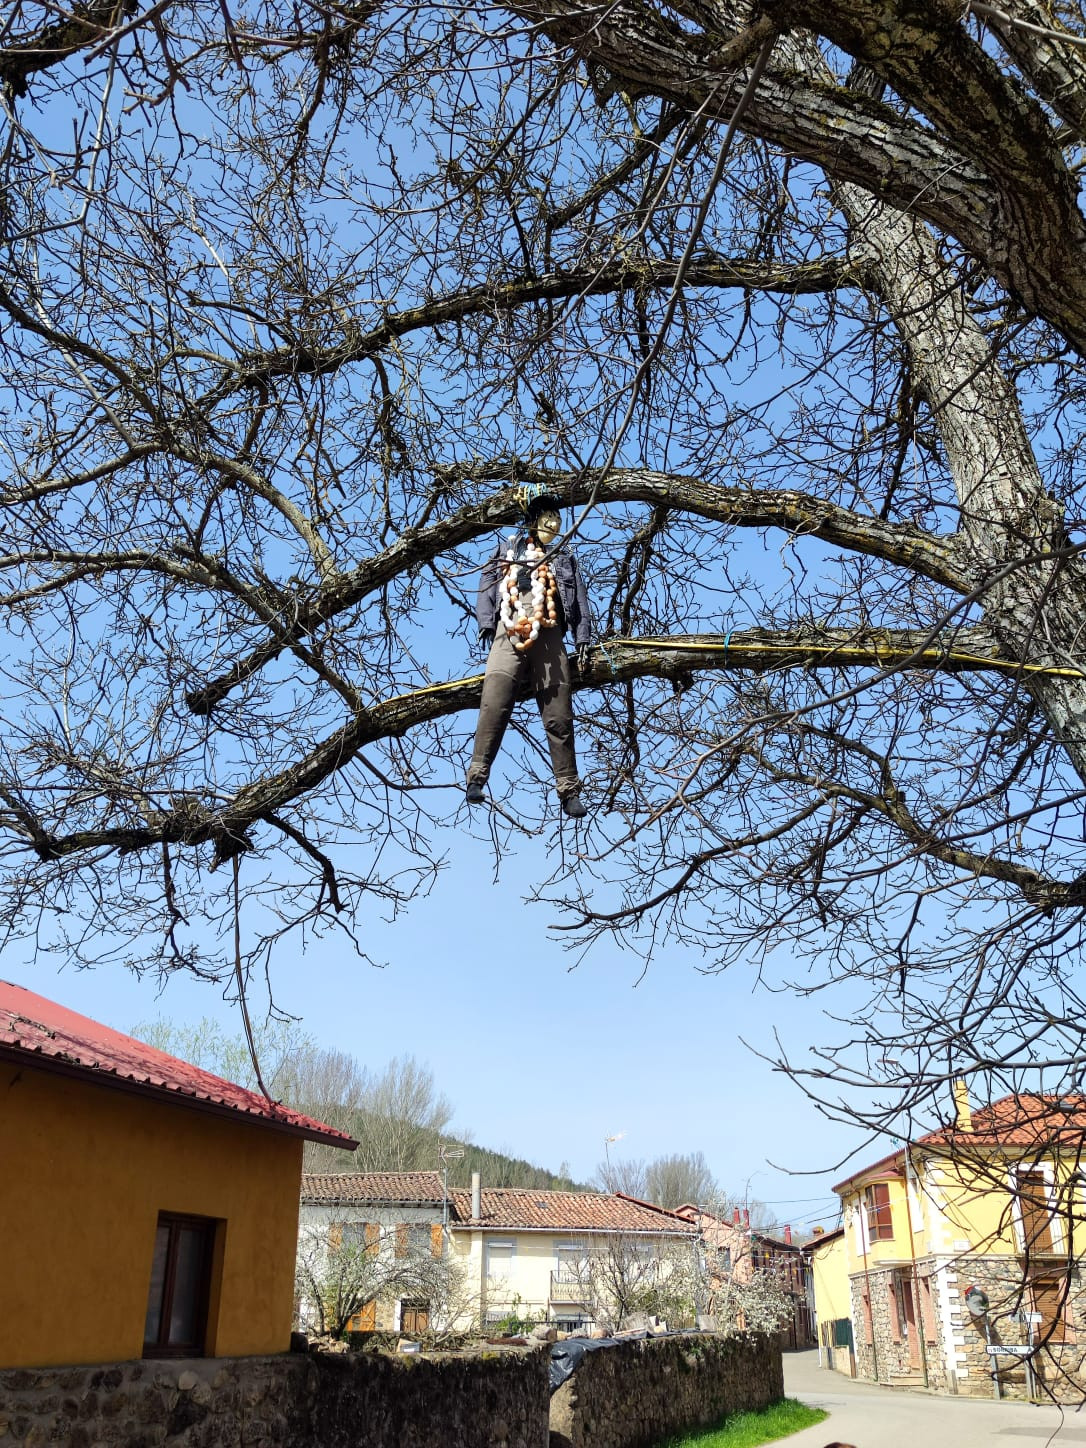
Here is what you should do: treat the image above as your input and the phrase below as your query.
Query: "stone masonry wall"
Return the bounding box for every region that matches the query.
[849,1265,952,1392]
[0,1345,550,1448]
[0,1333,782,1448]
[548,1333,783,1448]
[945,1256,1086,1402]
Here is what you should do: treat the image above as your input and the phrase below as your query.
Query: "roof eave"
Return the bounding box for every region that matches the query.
[301,1196,441,1208]
[1,1042,358,1150]
[447,1223,697,1236]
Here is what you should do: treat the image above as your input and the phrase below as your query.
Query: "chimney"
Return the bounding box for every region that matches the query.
[784,1224,792,1245]
[471,1171,482,1220]
[953,1079,973,1133]
[742,1208,750,1229]
[733,1207,741,1226]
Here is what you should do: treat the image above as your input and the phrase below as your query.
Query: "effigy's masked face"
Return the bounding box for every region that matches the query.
[533,509,561,545]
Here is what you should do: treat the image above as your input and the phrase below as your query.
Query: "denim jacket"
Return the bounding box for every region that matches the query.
[475,534,592,647]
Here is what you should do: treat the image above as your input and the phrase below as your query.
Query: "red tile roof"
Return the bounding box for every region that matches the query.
[303,1172,447,1204]
[299,1172,697,1234]
[449,1186,697,1234]
[0,980,357,1149]
[832,1092,1086,1194]
[943,1092,1086,1146]
[801,1225,845,1250]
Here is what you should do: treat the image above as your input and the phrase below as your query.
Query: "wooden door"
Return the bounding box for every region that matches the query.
[401,1301,430,1333]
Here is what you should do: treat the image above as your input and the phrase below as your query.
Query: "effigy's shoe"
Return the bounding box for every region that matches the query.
[465,781,486,805]
[561,791,587,819]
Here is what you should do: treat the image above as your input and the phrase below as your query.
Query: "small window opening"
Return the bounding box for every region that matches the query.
[143,1212,216,1357]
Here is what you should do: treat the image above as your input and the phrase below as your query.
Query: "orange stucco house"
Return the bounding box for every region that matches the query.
[0,981,355,1369]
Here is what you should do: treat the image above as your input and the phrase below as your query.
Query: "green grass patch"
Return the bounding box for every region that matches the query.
[657,1397,828,1448]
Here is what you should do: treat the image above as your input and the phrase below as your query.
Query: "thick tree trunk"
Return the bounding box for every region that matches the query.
[831,182,1086,786]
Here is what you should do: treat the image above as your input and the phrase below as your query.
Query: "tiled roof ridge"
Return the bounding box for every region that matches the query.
[446,1184,700,1232]
[296,1172,697,1231]
[303,1170,442,1187]
[613,1190,690,1220]
[0,980,356,1149]
[832,1090,1086,1193]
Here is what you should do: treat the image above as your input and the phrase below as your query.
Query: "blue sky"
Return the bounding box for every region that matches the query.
[0,28,950,1241]
[2,805,865,1235]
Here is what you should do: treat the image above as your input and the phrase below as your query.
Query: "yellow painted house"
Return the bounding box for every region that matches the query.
[299,1172,700,1335]
[0,981,355,1369]
[829,1084,1086,1400]
[805,1227,851,1373]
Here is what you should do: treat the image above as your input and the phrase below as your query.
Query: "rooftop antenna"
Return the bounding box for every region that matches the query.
[439,1143,465,1233]
[604,1131,625,1188]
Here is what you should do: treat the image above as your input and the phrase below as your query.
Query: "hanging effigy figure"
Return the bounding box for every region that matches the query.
[466,491,591,818]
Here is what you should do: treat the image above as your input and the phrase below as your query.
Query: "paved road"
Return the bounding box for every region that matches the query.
[782,1349,1085,1447]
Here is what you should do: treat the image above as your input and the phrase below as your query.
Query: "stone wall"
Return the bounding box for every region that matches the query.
[848,1255,1086,1402]
[0,1332,782,1448]
[0,1345,550,1448]
[548,1333,783,1448]
[849,1264,951,1392]
[944,1256,1086,1402]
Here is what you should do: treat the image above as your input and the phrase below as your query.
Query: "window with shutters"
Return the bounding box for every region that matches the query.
[864,1183,894,1241]
[347,1301,377,1332]
[486,1241,514,1283]
[394,1222,433,1258]
[1031,1274,1073,1344]
[1017,1170,1057,1254]
[400,1299,430,1333]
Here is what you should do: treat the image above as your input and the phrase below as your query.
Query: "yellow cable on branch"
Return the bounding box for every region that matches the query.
[614,637,1085,679]
[378,632,1083,714]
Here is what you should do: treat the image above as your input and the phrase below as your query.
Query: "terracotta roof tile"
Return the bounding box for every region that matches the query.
[298,1173,698,1233]
[0,980,356,1149]
[934,1092,1086,1147]
[832,1092,1086,1193]
[449,1187,695,1233]
[302,1172,446,1204]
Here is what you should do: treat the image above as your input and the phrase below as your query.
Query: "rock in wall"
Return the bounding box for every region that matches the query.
[548,1332,783,1448]
[0,1344,550,1448]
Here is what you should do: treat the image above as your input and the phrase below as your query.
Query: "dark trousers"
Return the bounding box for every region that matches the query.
[467,626,580,796]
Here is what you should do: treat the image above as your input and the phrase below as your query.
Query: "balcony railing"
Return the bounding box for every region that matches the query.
[550,1271,589,1304]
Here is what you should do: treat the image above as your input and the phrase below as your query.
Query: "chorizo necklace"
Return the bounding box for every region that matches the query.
[498,539,559,652]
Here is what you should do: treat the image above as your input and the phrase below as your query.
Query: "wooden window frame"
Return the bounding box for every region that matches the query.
[864,1183,894,1241]
[143,1212,217,1358]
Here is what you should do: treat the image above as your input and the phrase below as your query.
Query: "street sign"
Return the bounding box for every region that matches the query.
[987,1345,1029,1356]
